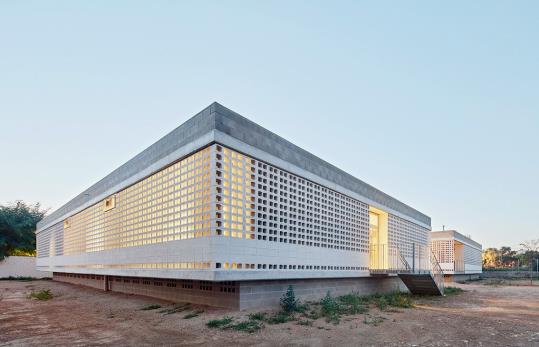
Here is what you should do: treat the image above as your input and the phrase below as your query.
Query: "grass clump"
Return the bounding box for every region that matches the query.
[386,292,414,308]
[207,316,233,328]
[248,312,267,321]
[1,276,36,281]
[140,304,161,310]
[444,286,464,295]
[369,292,414,310]
[266,311,294,324]
[208,315,263,333]
[183,309,204,319]
[311,291,413,325]
[318,291,371,324]
[230,320,263,333]
[159,303,191,315]
[320,291,342,324]
[27,289,53,300]
[375,296,388,310]
[297,318,313,326]
[363,314,386,326]
[339,293,369,314]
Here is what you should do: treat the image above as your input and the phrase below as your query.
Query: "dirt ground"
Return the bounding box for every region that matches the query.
[1,280,538,347]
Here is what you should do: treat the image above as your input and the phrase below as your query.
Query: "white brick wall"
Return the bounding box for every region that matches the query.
[0,256,51,278]
[37,144,430,281]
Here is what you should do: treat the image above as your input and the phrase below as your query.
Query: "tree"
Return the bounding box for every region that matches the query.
[518,239,539,268]
[0,201,46,260]
[500,246,517,267]
[482,248,500,268]
[520,239,539,252]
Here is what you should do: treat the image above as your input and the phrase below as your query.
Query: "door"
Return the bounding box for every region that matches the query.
[369,207,389,271]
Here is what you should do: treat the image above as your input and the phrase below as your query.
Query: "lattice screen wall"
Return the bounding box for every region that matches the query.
[388,215,431,257]
[431,240,454,263]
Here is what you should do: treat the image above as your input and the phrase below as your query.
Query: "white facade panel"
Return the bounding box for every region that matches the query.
[37,144,431,281]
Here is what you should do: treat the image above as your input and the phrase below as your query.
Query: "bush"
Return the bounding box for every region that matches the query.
[320,291,341,324]
[1,276,36,281]
[207,315,263,333]
[266,311,294,324]
[338,293,369,314]
[28,289,53,300]
[311,291,413,324]
[366,292,414,310]
[280,285,300,313]
[230,320,263,333]
[248,312,267,321]
[207,316,233,328]
[386,292,414,308]
[375,296,388,310]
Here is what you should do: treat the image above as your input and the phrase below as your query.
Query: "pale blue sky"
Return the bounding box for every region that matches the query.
[1,1,537,249]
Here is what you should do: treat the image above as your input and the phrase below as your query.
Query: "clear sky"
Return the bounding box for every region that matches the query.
[1,1,537,250]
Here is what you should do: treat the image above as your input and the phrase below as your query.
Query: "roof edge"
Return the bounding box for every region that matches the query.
[37,103,218,229]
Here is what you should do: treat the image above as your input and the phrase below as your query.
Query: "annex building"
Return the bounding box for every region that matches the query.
[36,102,436,309]
[431,230,482,281]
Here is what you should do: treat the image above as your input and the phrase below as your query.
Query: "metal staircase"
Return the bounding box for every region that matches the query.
[369,243,445,296]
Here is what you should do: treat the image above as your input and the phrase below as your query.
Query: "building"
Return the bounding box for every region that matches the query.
[36,102,434,309]
[431,230,482,281]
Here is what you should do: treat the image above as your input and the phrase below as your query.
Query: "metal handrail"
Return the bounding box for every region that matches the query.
[397,245,411,272]
[430,250,445,295]
[369,244,411,273]
[369,243,445,293]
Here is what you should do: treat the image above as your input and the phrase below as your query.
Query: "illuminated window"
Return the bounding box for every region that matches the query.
[103,195,116,212]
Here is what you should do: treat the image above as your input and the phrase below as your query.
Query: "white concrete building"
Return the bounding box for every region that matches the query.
[431,230,482,279]
[36,103,437,309]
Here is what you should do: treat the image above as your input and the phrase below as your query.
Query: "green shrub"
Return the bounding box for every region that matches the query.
[266,311,293,324]
[375,296,388,310]
[280,285,300,313]
[365,292,413,310]
[230,320,263,333]
[444,286,464,295]
[386,292,414,308]
[305,308,322,320]
[1,276,36,281]
[248,312,267,321]
[28,289,53,300]
[320,291,341,324]
[140,304,161,310]
[338,293,369,314]
[207,316,233,328]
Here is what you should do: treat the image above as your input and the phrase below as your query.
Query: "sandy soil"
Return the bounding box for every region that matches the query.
[1,280,538,347]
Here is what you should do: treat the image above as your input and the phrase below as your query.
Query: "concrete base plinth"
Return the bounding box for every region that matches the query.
[54,272,406,310]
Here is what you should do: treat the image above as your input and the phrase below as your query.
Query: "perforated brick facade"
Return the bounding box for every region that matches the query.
[431,230,482,275]
[37,103,431,308]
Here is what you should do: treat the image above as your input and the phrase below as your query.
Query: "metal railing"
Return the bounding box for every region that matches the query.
[430,251,445,295]
[369,242,445,295]
[369,244,411,273]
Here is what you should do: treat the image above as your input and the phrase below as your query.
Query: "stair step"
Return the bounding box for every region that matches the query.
[397,273,443,296]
